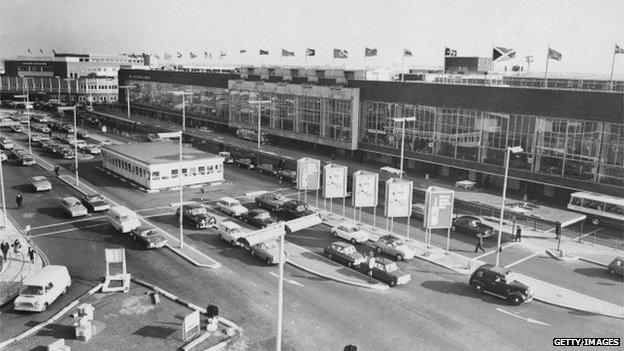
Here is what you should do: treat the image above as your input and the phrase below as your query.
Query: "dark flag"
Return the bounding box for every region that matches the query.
[204,51,209,59]
[333,49,348,59]
[306,48,315,56]
[190,52,197,59]
[282,49,295,57]
[445,47,457,57]
[365,48,377,57]
[403,49,413,57]
[176,52,183,58]
[240,49,247,54]
[39,49,44,54]
[219,51,226,59]
[259,49,269,55]
[52,49,57,55]
[492,46,516,61]
[615,44,624,54]
[548,47,562,61]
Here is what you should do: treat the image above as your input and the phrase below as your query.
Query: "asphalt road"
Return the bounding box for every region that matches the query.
[1,113,623,350]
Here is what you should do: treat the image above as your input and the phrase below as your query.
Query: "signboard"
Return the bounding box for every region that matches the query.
[323,164,348,198]
[352,171,378,207]
[296,158,320,191]
[384,178,413,217]
[182,310,201,341]
[424,186,455,229]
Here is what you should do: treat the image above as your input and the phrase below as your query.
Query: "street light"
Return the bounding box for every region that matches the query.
[64,78,73,104]
[119,85,136,120]
[248,98,273,150]
[0,151,6,228]
[159,131,184,249]
[56,76,61,102]
[14,94,33,155]
[392,116,417,179]
[168,91,192,132]
[495,146,523,267]
[57,106,79,186]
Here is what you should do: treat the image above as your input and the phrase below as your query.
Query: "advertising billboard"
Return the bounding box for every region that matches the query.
[384,178,413,217]
[424,186,455,229]
[296,158,321,191]
[352,171,379,207]
[323,164,348,198]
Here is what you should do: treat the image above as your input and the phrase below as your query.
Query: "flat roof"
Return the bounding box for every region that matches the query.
[102,142,220,166]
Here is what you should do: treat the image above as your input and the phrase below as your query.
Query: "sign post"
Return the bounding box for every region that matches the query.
[323,164,348,217]
[384,178,413,235]
[182,310,201,341]
[296,158,320,209]
[424,186,455,253]
[352,171,379,226]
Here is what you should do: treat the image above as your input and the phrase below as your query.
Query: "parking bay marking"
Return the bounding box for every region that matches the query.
[29,215,108,231]
[30,222,108,238]
[496,307,550,326]
[269,271,304,287]
[504,252,542,269]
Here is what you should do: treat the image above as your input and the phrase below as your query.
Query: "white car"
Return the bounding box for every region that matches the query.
[1,138,14,150]
[60,197,88,218]
[14,265,71,312]
[217,221,247,246]
[331,221,370,244]
[28,176,52,192]
[0,150,7,161]
[215,196,249,217]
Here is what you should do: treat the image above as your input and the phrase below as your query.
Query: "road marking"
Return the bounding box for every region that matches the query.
[496,308,550,326]
[473,242,518,260]
[136,206,175,213]
[269,271,304,287]
[142,212,175,219]
[504,252,542,269]
[30,223,108,238]
[579,227,605,239]
[29,215,107,231]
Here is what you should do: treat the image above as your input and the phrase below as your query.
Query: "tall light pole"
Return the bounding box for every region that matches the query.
[119,85,136,120]
[495,146,523,267]
[248,99,273,150]
[169,91,192,132]
[14,93,33,154]
[56,76,61,101]
[64,78,73,104]
[392,116,417,179]
[160,131,184,249]
[58,106,79,186]
[0,149,6,228]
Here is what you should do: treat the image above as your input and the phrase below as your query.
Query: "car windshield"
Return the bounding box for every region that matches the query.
[141,230,158,237]
[189,207,207,215]
[88,195,105,202]
[295,205,308,212]
[69,201,81,207]
[505,272,517,283]
[21,285,44,295]
[384,262,399,272]
[343,246,356,255]
[349,227,359,232]
[255,212,270,219]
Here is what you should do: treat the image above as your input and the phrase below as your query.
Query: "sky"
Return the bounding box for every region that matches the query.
[1,0,623,78]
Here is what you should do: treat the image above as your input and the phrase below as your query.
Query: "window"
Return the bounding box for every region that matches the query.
[171,169,179,178]
[199,166,205,175]
[151,171,160,180]
[182,168,188,176]
[189,167,197,176]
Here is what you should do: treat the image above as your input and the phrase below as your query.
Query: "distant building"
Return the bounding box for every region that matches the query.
[444,57,493,74]
[101,142,224,191]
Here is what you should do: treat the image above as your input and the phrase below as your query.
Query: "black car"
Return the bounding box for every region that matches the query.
[359,258,412,287]
[276,169,297,182]
[175,204,216,229]
[451,215,495,238]
[81,194,110,212]
[257,163,278,176]
[255,193,288,212]
[468,264,533,305]
[233,158,254,169]
[278,200,314,219]
[323,242,366,268]
[130,225,167,249]
[241,208,278,228]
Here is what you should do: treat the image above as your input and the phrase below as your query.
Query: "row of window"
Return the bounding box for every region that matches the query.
[103,153,223,182]
[79,85,118,90]
[77,95,117,102]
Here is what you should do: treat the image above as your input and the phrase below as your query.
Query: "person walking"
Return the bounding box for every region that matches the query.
[474,234,485,253]
[54,165,60,177]
[12,239,21,256]
[27,246,35,264]
[515,226,522,242]
[278,175,283,185]
[1,241,9,262]
[16,194,23,209]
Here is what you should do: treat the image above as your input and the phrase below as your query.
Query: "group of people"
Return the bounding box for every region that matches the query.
[0,239,35,264]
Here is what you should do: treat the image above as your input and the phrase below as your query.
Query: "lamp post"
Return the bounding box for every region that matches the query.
[248,99,273,150]
[14,94,33,154]
[495,146,523,267]
[58,106,79,186]
[169,91,192,132]
[160,131,184,249]
[119,85,136,120]
[0,150,6,228]
[56,76,61,101]
[64,78,73,104]
[392,116,417,179]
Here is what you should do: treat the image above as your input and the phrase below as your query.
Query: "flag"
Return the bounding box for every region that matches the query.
[204,51,209,59]
[492,46,516,61]
[39,49,44,54]
[444,47,457,57]
[548,47,562,61]
[219,51,226,59]
[259,49,269,55]
[152,53,160,59]
[164,52,172,60]
[615,44,624,54]
[365,48,377,57]
[27,49,31,53]
[511,65,522,72]
[190,52,197,59]
[240,49,247,54]
[403,49,413,57]
[306,48,315,56]
[176,52,182,58]
[52,49,57,55]
[282,49,295,57]
[333,49,348,59]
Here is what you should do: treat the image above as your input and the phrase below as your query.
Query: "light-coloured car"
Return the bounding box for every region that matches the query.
[249,240,287,265]
[84,144,101,155]
[0,138,14,150]
[28,176,52,192]
[18,154,36,166]
[217,221,247,246]
[330,221,370,244]
[14,265,71,312]
[0,150,7,161]
[60,197,88,218]
[109,206,141,233]
[215,196,248,217]
[367,235,416,261]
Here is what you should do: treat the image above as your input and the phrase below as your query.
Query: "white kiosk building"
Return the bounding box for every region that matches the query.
[101,142,224,191]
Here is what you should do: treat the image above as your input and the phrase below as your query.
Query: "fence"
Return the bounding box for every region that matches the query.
[0,276,24,306]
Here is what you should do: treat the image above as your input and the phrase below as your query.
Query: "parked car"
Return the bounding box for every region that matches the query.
[13,265,71,312]
[1,138,14,150]
[255,192,289,212]
[257,163,278,176]
[365,235,416,261]
[81,194,110,212]
[247,239,287,265]
[242,208,278,228]
[109,206,141,233]
[451,215,495,238]
[29,134,43,143]
[330,221,370,244]
[61,124,75,133]
[77,130,89,139]
[0,150,7,161]
[37,125,51,134]
[607,256,624,276]
[57,145,75,159]
[176,203,217,229]
[233,158,254,169]
[60,196,88,218]
[360,258,411,287]
[411,203,426,220]
[217,221,247,246]
[323,242,366,268]
[218,151,234,163]
[276,169,297,183]
[18,153,36,166]
[70,139,87,149]
[10,125,24,133]
[469,264,533,305]
[130,225,167,249]
[83,144,102,155]
[215,197,248,217]
[28,176,52,192]
[279,200,314,219]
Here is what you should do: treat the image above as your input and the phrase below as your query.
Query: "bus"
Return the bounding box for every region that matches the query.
[567,192,624,227]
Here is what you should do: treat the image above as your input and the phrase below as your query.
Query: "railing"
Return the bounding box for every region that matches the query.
[0,276,24,306]
[575,230,624,251]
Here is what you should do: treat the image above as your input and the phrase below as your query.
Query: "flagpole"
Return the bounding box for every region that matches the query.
[543,48,550,88]
[609,43,617,90]
[305,52,309,71]
[401,53,405,82]
[281,54,284,70]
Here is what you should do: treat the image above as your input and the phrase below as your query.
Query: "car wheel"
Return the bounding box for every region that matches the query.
[376,247,382,254]
[331,231,338,237]
[347,261,353,268]
[395,254,403,261]
[509,295,523,306]
[591,217,600,226]
[327,253,333,260]
[473,282,484,293]
[231,240,236,246]
[451,225,456,232]
[350,238,357,245]
[389,279,397,287]
[266,257,273,265]
[250,250,255,256]
[42,302,49,311]
[608,268,615,274]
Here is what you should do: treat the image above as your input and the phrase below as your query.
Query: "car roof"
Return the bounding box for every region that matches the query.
[330,241,353,248]
[23,265,68,285]
[478,263,510,275]
[184,203,204,209]
[219,196,238,202]
[62,196,80,202]
[249,208,269,215]
[220,221,241,229]
[336,220,358,227]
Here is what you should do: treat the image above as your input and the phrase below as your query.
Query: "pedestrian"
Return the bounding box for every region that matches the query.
[54,165,60,177]
[12,239,21,256]
[515,226,522,242]
[367,251,376,283]
[27,246,35,264]
[25,225,31,239]
[474,234,485,253]
[1,241,9,262]
[48,129,53,138]
[16,194,23,209]
[331,153,336,161]
[278,176,283,185]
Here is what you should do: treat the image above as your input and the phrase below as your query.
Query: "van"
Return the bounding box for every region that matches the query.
[14,265,71,312]
[109,206,141,233]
